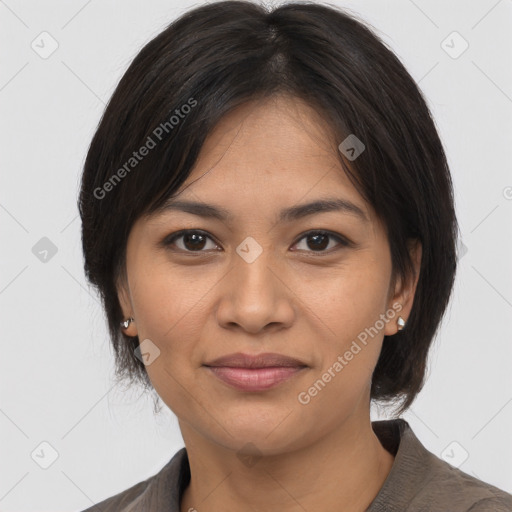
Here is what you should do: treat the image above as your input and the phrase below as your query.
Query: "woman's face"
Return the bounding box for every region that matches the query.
[118,95,420,455]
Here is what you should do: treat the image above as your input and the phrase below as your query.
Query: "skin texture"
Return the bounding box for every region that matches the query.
[118,95,422,512]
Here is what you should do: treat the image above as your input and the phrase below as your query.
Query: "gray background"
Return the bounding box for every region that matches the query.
[1,0,511,510]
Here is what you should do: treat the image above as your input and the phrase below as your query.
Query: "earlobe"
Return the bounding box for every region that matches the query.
[385,239,422,336]
[117,277,138,336]
[119,307,138,337]
[120,316,137,336]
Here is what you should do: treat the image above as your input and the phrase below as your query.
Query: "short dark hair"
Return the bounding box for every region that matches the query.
[79,0,459,415]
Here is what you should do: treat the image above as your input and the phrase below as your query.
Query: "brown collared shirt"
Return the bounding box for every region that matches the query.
[81,419,512,511]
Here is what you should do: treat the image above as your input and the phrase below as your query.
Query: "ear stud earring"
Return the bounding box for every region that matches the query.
[397,316,406,331]
[120,317,135,329]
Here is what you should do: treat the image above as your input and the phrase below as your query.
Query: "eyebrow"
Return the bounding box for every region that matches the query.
[157,197,369,224]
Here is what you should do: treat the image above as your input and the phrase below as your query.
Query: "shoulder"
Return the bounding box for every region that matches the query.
[369,419,512,512]
[80,479,150,512]
[79,447,188,512]
[467,497,512,512]
[419,455,512,511]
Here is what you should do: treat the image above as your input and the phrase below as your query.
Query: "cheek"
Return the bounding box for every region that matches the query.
[124,269,201,408]
[294,273,387,417]
[129,260,214,343]
[131,268,206,416]
[299,260,390,347]
[292,262,390,404]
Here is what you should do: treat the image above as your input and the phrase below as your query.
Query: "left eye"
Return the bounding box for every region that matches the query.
[163,230,349,253]
[292,231,349,253]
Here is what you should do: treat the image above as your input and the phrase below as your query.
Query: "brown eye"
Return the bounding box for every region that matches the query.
[306,233,329,251]
[292,231,349,253]
[164,230,219,252]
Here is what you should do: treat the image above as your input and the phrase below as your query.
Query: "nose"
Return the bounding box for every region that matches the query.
[215,245,295,335]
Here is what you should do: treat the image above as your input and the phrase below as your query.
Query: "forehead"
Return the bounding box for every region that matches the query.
[174,95,371,212]
[186,95,340,177]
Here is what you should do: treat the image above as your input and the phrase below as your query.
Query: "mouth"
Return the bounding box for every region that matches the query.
[203,352,308,392]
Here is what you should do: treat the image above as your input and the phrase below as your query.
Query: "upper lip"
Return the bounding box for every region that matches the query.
[204,352,308,368]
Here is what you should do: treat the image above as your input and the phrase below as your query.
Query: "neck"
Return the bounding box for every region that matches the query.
[179,411,395,512]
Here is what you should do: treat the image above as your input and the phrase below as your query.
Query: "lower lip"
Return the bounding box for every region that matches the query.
[205,366,306,391]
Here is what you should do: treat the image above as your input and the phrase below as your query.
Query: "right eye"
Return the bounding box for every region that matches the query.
[163,230,221,253]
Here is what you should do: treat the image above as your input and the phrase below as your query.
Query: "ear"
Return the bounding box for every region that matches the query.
[117,273,138,337]
[384,239,422,336]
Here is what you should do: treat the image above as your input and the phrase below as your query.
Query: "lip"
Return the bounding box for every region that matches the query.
[205,366,306,391]
[204,352,307,368]
[203,352,308,392]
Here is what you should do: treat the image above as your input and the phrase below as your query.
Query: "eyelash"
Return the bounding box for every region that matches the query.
[162,229,352,255]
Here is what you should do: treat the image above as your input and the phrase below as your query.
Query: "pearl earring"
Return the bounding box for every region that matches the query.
[397,316,406,331]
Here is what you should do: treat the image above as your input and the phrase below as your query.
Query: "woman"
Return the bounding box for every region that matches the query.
[78,1,512,510]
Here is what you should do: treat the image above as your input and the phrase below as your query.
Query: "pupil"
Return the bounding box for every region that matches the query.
[184,233,206,251]
[181,233,329,252]
[308,234,328,251]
